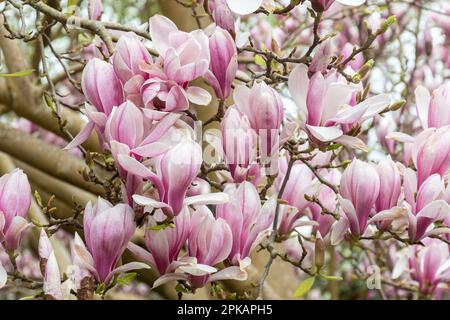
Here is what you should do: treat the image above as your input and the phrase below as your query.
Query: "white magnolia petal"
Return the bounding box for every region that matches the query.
[227,0,263,15]
[184,192,229,207]
[180,263,217,276]
[306,125,343,142]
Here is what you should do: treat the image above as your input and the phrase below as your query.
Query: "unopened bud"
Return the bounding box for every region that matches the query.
[389,99,406,111]
[377,15,397,35]
[357,59,374,79]
[314,237,325,270]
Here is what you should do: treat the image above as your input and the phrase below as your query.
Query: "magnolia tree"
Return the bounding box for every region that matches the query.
[0,0,448,300]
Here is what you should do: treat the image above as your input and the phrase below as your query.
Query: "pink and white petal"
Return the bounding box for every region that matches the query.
[0,264,6,289]
[336,0,366,6]
[187,87,212,106]
[306,125,343,142]
[149,15,178,55]
[417,200,450,221]
[208,266,248,282]
[414,85,430,130]
[184,192,229,207]
[127,242,156,267]
[132,195,170,209]
[288,64,309,117]
[330,217,349,245]
[64,121,95,150]
[385,132,415,143]
[334,135,368,152]
[180,264,217,276]
[360,94,392,121]
[106,262,151,284]
[226,0,263,15]
[132,142,171,158]
[152,272,188,288]
[338,197,360,235]
[43,251,62,300]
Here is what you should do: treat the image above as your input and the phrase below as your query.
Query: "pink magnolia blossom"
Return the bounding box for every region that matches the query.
[81,58,123,116]
[412,125,450,187]
[149,15,210,84]
[0,169,31,251]
[204,27,237,99]
[337,159,380,237]
[288,64,390,150]
[112,33,152,85]
[127,207,191,276]
[119,140,229,217]
[88,0,103,20]
[415,84,450,129]
[409,239,450,296]
[152,206,247,289]
[217,182,275,265]
[220,107,256,182]
[71,198,148,284]
[207,0,236,35]
[234,82,284,156]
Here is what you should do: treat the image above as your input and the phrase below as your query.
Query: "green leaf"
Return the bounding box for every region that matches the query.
[0,69,34,78]
[294,276,316,298]
[116,272,137,286]
[254,55,266,67]
[95,283,106,295]
[325,144,342,151]
[147,221,175,231]
[34,190,43,208]
[319,274,343,281]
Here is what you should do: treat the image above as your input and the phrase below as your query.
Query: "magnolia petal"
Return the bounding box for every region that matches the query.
[336,0,366,6]
[414,85,430,130]
[106,262,151,284]
[209,266,248,282]
[152,272,188,288]
[127,242,156,267]
[331,217,349,246]
[180,263,217,276]
[132,195,170,209]
[417,200,449,221]
[43,251,63,300]
[226,0,263,15]
[64,121,95,150]
[385,132,415,143]
[306,125,343,142]
[0,264,6,289]
[184,192,229,207]
[187,86,212,106]
[334,135,368,152]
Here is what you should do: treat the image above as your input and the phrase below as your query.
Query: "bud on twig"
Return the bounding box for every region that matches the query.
[315,237,325,270]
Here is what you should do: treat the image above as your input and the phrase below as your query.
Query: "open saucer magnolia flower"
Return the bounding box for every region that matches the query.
[288,64,391,150]
[153,206,247,289]
[71,198,149,284]
[118,140,229,217]
[127,207,192,277]
[216,182,275,266]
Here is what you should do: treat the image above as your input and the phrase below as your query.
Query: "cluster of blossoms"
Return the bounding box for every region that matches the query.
[0,0,449,300]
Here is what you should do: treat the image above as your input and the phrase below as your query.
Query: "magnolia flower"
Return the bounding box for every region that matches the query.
[112,32,152,85]
[127,207,191,276]
[88,0,103,20]
[220,107,256,182]
[408,239,450,296]
[0,169,31,251]
[81,58,123,116]
[72,198,149,284]
[331,159,380,242]
[149,15,210,84]
[412,125,450,187]
[153,206,247,289]
[415,84,450,129]
[205,27,237,99]
[234,82,284,156]
[119,140,229,217]
[288,64,391,150]
[217,182,275,266]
